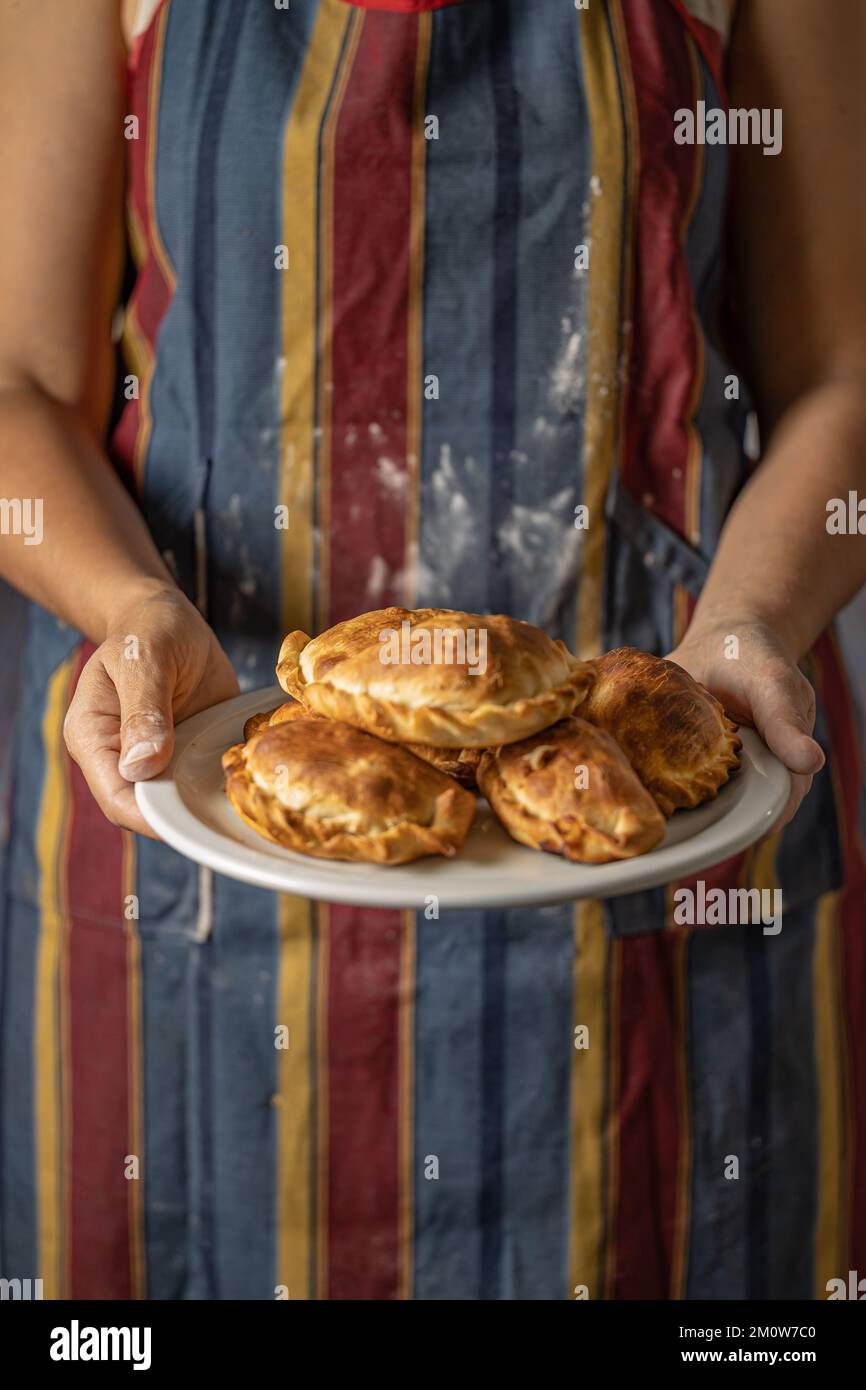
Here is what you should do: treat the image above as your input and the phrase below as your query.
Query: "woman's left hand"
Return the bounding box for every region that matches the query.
[667,619,826,830]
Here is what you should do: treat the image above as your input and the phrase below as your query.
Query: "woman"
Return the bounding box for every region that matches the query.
[0,0,864,1300]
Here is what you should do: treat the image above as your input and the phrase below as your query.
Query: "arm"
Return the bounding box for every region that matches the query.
[0,0,237,835]
[0,0,176,638]
[671,0,866,824]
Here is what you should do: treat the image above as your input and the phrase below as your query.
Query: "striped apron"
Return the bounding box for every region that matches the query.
[0,0,864,1299]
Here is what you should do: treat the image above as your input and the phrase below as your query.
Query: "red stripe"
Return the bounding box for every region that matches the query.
[813,632,866,1274]
[111,11,174,490]
[620,0,700,540]
[666,1,727,99]
[325,907,403,1299]
[327,13,417,623]
[65,645,132,1299]
[611,932,683,1297]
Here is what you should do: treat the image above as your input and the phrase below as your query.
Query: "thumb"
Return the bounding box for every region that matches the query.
[116,652,176,781]
[752,691,825,778]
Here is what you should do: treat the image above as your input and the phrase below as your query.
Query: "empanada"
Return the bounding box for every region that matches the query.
[477,716,666,863]
[243,699,317,741]
[276,608,593,749]
[222,720,476,864]
[581,647,741,815]
[243,700,484,788]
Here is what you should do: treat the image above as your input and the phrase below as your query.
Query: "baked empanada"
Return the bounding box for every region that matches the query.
[478,717,666,863]
[276,607,593,749]
[581,647,741,816]
[243,699,317,741]
[244,699,483,788]
[222,720,476,864]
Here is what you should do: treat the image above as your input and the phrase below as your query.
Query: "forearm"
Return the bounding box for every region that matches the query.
[0,383,176,643]
[690,377,866,661]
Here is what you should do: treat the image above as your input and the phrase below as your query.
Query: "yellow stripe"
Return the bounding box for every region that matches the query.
[748,828,779,897]
[404,15,431,607]
[315,9,363,634]
[35,656,76,1300]
[813,889,847,1295]
[276,895,314,1300]
[575,0,633,661]
[279,0,352,637]
[568,901,609,1299]
[398,910,416,1300]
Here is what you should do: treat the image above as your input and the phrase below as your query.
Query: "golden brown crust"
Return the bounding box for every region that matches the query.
[581,647,742,816]
[222,719,476,864]
[243,700,321,741]
[244,700,483,788]
[276,608,594,748]
[478,717,666,863]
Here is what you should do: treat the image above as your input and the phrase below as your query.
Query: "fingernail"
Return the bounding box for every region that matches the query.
[119,740,161,771]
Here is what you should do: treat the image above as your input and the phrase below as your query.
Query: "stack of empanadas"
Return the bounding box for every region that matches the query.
[223,610,740,866]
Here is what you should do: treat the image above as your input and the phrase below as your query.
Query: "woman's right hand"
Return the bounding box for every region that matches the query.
[63,582,240,838]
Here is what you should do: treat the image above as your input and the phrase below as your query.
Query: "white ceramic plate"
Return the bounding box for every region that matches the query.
[136,686,790,910]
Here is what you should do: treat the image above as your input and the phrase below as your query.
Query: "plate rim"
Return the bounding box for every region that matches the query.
[136,686,791,909]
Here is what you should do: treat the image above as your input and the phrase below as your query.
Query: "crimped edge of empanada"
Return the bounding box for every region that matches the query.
[643,712,742,817]
[276,629,593,749]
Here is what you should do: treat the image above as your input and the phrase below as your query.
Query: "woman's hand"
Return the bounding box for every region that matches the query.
[63,582,239,838]
[668,619,825,830]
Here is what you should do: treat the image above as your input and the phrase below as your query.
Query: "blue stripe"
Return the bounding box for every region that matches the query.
[412,910,486,1300]
[207,876,280,1299]
[418,5,497,613]
[764,905,817,1298]
[684,926,749,1298]
[508,0,590,633]
[487,4,520,618]
[0,901,39,1282]
[746,928,771,1299]
[479,910,506,1298]
[139,933,190,1298]
[192,0,248,466]
[501,906,573,1298]
[190,934,218,1298]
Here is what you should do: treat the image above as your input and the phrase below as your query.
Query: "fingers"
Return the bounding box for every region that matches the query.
[112,641,175,780]
[63,657,162,838]
[747,668,825,777]
[771,771,813,834]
